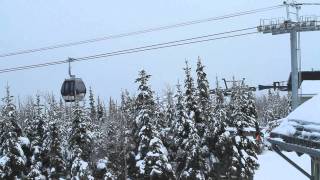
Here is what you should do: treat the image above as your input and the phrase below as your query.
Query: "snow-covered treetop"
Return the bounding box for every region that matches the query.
[1,85,16,118]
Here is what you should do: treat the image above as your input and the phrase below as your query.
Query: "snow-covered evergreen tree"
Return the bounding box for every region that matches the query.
[133,70,175,179]
[40,96,67,179]
[97,96,104,122]
[69,101,93,179]
[120,90,138,179]
[227,85,259,179]
[206,83,234,179]
[88,87,97,122]
[46,121,67,178]
[161,86,177,163]
[184,61,199,126]
[154,94,166,137]
[0,86,27,179]
[25,95,47,143]
[98,97,128,178]
[174,63,206,179]
[85,89,103,169]
[195,57,211,138]
[1,86,23,137]
[25,95,48,179]
[162,86,175,133]
[173,82,200,178]
[195,58,214,178]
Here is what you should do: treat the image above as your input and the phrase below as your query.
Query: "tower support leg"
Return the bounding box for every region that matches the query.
[290,31,299,109]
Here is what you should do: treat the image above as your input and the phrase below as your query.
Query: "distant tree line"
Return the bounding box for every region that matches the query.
[255,90,291,128]
[0,58,268,179]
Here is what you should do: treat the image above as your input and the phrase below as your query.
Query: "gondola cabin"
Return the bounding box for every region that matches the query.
[61,77,86,102]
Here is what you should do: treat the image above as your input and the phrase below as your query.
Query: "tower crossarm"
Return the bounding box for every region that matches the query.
[257,17,320,35]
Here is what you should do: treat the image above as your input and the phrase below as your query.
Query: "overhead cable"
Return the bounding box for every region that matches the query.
[0,5,283,58]
[0,29,258,74]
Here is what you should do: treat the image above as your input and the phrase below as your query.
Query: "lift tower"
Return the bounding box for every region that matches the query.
[257,1,320,110]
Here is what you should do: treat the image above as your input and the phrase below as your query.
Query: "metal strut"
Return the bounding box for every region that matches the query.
[273,145,313,180]
[68,57,75,78]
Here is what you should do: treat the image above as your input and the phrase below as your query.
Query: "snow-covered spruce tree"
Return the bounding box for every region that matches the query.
[172,82,193,174]
[46,95,63,124]
[98,97,128,178]
[25,95,48,179]
[206,84,234,179]
[195,57,211,138]
[86,88,104,168]
[246,89,261,137]
[133,70,175,179]
[24,95,47,143]
[42,96,67,179]
[1,86,23,138]
[16,96,31,129]
[16,97,23,126]
[161,86,176,162]
[88,87,97,122]
[108,98,116,118]
[113,104,130,179]
[0,86,27,179]
[59,97,66,121]
[162,86,175,133]
[255,94,268,126]
[69,101,94,179]
[48,96,68,138]
[227,85,259,179]
[120,90,137,179]
[195,57,215,178]
[173,62,206,179]
[184,61,199,130]
[262,90,277,125]
[154,94,170,149]
[96,96,104,122]
[154,95,165,131]
[45,121,67,178]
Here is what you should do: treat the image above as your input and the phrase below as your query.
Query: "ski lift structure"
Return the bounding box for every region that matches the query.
[258,71,320,104]
[259,72,320,180]
[210,78,256,96]
[61,58,86,102]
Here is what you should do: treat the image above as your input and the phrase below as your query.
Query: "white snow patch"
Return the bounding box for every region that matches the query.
[287,93,320,124]
[255,150,310,180]
[136,160,146,174]
[18,137,30,146]
[272,94,320,136]
[150,168,162,176]
[0,156,9,166]
[96,159,108,170]
[272,119,298,136]
[147,151,160,157]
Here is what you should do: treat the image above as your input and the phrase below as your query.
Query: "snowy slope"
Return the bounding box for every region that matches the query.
[255,150,310,180]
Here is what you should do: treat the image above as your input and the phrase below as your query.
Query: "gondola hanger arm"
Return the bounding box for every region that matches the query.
[68,57,76,78]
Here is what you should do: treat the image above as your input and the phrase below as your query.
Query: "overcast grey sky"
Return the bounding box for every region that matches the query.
[0,0,319,101]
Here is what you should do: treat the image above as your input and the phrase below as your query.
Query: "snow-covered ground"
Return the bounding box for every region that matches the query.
[255,150,310,180]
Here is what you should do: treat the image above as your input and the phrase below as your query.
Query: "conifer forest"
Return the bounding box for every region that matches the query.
[0,60,290,180]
